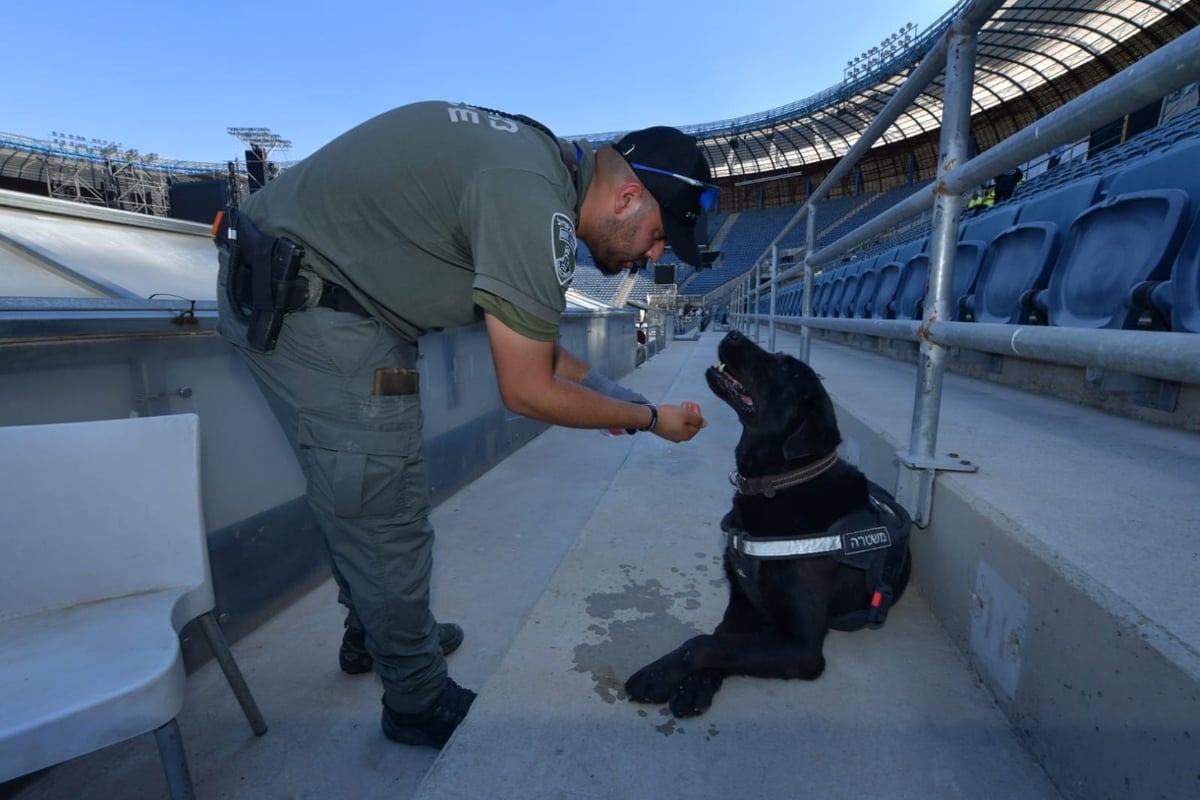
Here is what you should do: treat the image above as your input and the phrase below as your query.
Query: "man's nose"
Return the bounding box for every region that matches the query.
[646,241,666,261]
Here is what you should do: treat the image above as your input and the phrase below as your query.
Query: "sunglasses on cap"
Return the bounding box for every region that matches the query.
[628,162,720,217]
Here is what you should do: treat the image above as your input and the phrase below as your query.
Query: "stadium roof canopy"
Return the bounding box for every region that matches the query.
[584,0,1200,180]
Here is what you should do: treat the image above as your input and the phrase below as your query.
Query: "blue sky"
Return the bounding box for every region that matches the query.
[3,0,955,164]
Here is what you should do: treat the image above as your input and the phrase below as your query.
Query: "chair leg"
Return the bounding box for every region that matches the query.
[198,611,269,736]
[154,718,197,800]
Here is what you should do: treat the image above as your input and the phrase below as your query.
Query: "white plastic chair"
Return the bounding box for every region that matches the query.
[0,413,267,799]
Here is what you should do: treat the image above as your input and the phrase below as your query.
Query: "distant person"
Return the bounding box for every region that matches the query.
[1047,143,1068,170]
[993,166,1024,203]
[215,101,709,749]
[965,184,993,216]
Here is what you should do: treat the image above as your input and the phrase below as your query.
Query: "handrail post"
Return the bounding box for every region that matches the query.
[801,202,816,362]
[768,246,778,352]
[752,263,762,342]
[896,22,982,527]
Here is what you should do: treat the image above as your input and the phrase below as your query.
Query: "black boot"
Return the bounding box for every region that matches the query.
[340,622,465,675]
[381,677,476,749]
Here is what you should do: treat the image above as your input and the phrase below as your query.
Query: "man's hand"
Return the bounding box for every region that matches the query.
[651,402,707,442]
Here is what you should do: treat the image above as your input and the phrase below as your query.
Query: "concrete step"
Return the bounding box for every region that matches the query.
[414,331,1061,800]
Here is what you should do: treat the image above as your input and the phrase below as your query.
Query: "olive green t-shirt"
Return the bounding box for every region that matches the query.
[239,100,593,342]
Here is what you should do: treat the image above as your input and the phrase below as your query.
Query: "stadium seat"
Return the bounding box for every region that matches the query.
[816,271,835,316]
[877,240,929,320]
[965,223,1061,324]
[825,265,853,317]
[891,240,987,321]
[820,268,849,319]
[959,205,1021,244]
[850,256,883,318]
[1104,139,1200,198]
[849,248,899,318]
[1034,189,1191,328]
[837,259,872,318]
[948,240,989,320]
[962,176,1104,324]
[1131,206,1200,333]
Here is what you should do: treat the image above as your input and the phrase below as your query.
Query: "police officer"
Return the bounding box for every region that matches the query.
[216,101,710,749]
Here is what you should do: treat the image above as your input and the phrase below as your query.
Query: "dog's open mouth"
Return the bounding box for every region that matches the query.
[707,361,756,416]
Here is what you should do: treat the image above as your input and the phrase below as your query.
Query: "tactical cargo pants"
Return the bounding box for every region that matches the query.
[217,251,446,714]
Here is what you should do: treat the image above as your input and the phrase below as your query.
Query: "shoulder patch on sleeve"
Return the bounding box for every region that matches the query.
[551,212,576,286]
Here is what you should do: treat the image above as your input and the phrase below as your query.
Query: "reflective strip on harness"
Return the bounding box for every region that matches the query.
[730,532,842,558]
[729,525,891,560]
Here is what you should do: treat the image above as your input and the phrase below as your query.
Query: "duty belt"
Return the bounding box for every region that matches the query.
[224,211,368,351]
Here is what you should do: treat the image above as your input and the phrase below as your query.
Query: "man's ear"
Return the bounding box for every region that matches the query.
[614,181,644,216]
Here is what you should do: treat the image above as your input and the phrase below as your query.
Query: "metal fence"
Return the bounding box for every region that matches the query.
[727,0,1200,525]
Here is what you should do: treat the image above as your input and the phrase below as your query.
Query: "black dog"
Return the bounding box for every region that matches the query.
[625,330,911,717]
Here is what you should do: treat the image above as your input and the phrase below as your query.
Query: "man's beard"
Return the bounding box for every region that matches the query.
[587,209,650,275]
[594,257,645,276]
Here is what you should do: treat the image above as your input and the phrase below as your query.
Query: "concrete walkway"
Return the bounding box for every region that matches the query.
[9,330,1061,800]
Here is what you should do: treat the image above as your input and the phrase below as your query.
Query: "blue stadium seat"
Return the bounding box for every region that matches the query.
[889,251,928,320]
[966,223,1060,324]
[850,248,899,318]
[816,271,835,316]
[959,205,1020,244]
[1131,202,1200,333]
[891,240,987,321]
[825,265,855,317]
[850,256,884,318]
[962,176,1104,324]
[1034,189,1191,328]
[836,259,872,318]
[873,239,928,319]
[948,240,989,320]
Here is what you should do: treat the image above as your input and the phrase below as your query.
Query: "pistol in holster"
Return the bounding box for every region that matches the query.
[224,210,310,353]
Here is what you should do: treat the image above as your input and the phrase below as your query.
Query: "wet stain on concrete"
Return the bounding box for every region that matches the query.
[656,718,680,736]
[572,568,731,745]
[573,576,705,707]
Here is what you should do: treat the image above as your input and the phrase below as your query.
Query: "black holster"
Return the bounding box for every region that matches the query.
[225,210,309,352]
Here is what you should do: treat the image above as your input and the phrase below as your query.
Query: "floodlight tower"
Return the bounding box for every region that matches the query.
[227,127,292,193]
[226,127,293,160]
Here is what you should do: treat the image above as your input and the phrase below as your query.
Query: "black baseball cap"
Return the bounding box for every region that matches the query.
[615,127,718,268]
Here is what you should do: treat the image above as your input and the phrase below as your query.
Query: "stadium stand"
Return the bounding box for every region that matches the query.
[962,176,1104,324]
[1033,139,1200,329]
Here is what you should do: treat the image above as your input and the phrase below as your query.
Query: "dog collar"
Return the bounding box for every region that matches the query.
[728,450,840,498]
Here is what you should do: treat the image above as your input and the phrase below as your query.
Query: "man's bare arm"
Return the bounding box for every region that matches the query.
[483,313,705,441]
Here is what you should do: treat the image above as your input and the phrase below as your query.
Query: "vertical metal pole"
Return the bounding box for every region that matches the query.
[896,24,978,527]
[801,203,816,362]
[752,263,762,342]
[768,246,778,352]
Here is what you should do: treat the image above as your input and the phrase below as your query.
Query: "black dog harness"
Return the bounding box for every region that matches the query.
[723,476,912,632]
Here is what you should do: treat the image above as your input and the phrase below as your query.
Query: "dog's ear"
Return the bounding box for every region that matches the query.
[782,393,841,462]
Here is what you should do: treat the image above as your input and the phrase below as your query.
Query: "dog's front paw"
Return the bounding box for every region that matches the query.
[669,669,724,718]
[625,653,688,704]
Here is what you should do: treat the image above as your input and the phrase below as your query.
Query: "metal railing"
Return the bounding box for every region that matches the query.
[728,0,1200,526]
